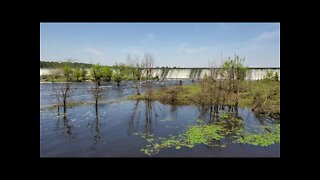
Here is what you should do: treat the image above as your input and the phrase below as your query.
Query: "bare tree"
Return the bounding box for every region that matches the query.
[48,66,73,118]
[92,83,102,115]
[206,60,224,120]
[48,69,63,116]
[143,53,155,100]
[127,55,143,95]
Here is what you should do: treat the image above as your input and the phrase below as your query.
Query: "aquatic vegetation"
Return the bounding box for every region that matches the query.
[139,113,280,155]
[234,124,280,146]
[219,112,230,119]
[216,112,244,135]
[184,125,224,146]
[140,124,226,156]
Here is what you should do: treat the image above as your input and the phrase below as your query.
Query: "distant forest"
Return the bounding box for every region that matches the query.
[40,61,93,69]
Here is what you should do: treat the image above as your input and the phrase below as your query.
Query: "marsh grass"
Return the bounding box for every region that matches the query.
[129,79,280,116]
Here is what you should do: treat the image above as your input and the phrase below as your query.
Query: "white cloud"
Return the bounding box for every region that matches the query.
[85,47,105,56]
[255,30,280,41]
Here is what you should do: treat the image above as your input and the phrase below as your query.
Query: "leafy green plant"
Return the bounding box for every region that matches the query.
[234,124,280,146]
[139,124,225,156]
[139,114,279,156]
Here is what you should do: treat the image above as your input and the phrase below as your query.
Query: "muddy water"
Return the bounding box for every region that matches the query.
[40,80,279,157]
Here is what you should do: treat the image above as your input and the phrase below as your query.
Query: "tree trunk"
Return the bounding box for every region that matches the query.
[95,100,98,116]
[136,86,140,95]
[63,99,66,117]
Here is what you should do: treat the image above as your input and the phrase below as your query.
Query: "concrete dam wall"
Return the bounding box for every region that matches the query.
[145,68,280,80]
[40,68,280,80]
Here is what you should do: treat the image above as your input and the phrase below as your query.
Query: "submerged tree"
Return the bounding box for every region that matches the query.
[91,64,103,86]
[199,61,224,121]
[198,54,247,121]
[89,64,103,146]
[48,69,63,116]
[91,64,103,109]
[61,65,73,117]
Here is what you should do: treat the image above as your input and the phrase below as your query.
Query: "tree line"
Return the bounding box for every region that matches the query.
[48,53,156,119]
[40,61,93,69]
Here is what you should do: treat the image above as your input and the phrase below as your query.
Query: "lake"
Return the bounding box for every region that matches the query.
[40,80,280,157]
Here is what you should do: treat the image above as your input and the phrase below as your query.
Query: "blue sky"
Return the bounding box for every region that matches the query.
[40,23,280,67]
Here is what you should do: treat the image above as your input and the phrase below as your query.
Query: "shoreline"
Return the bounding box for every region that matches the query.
[40,81,93,84]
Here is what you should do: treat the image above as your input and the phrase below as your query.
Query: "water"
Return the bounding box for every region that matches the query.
[40,80,280,157]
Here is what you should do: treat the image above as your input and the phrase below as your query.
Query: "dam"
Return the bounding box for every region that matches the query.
[40,67,280,80]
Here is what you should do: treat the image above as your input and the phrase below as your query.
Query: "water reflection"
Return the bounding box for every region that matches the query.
[170,103,178,120]
[196,105,244,126]
[90,81,103,146]
[62,116,76,141]
[93,104,101,145]
[254,112,280,125]
[145,100,153,134]
[128,100,141,135]
[209,106,219,124]
[197,104,209,122]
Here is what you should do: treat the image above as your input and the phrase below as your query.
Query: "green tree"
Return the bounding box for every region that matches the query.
[91,64,103,85]
[101,66,113,82]
[81,66,88,80]
[112,63,127,86]
[63,65,73,82]
[74,67,81,82]
[222,54,248,107]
